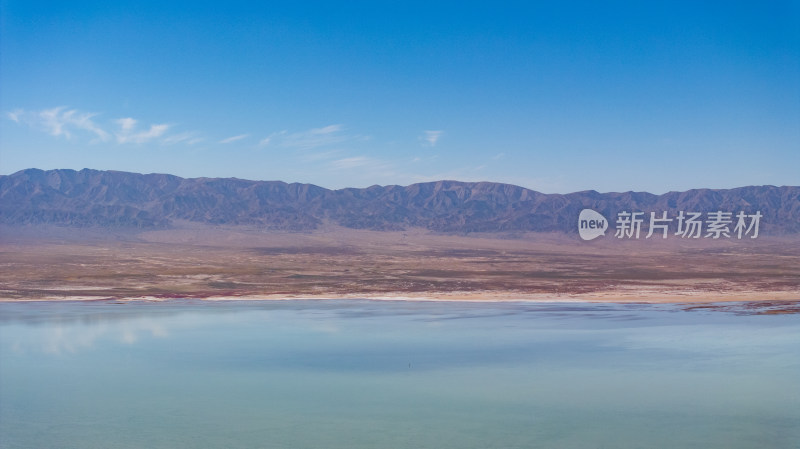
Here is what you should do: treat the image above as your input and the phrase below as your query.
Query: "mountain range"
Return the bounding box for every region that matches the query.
[1,168,798,235]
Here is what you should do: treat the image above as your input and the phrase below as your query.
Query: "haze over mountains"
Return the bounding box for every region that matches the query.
[2,168,798,235]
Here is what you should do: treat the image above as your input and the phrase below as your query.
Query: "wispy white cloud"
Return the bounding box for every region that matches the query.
[116,117,137,132]
[114,118,170,144]
[260,124,362,150]
[219,133,250,144]
[421,130,443,147]
[328,155,396,174]
[7,109,22,123]
[259,131,285,147]
[6,108,367,155]
[43,107,110,141]
[8,106,110,141]
[330,156,371,169]
[283,124,345,149]
[314,124,342,134]
[162,132,203,145]
[5,106,197,146]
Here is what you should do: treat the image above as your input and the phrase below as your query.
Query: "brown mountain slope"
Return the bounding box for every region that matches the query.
[1,168,798,235]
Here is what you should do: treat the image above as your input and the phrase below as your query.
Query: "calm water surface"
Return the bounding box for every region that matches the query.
[1,300,798,448]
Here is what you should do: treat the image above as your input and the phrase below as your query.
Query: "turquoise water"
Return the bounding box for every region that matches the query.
[1,300,798,448]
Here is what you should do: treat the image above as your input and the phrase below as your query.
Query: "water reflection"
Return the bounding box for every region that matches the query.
[7,315,169,355]
[1,300,798,448]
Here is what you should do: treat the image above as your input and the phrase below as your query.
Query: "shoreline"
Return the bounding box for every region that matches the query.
[2,289,799,304]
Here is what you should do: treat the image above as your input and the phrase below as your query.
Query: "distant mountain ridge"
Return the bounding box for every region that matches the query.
[1,168,798,235]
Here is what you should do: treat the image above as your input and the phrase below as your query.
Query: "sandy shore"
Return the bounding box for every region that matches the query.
[3,288,799,304]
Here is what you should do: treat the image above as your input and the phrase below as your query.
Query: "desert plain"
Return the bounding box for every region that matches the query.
[1,223,798,308]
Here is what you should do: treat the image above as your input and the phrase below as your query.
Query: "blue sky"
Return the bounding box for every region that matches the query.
[1,1,798,193]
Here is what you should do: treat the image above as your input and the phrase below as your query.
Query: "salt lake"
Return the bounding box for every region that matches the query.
[1,299,798,448]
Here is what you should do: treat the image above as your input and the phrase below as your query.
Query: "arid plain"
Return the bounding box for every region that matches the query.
[2,224,798,307]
